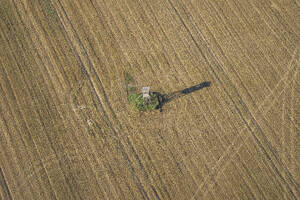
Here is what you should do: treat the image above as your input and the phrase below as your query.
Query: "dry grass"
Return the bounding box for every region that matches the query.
[0,0,299,199]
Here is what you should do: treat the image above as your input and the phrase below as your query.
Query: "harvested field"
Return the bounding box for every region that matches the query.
[0,0,299,199]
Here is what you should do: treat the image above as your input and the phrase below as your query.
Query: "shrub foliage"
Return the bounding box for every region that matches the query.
[129,92,159,111]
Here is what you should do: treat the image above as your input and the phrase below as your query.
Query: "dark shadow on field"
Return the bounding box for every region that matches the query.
[154,81,211,112]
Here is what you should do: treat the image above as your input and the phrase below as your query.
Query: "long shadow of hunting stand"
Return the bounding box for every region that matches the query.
[124,71,211,112]
[154,81,211,111]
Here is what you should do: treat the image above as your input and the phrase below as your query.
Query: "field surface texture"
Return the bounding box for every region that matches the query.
[0,0,299,199]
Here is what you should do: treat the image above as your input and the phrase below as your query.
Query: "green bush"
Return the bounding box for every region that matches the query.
[129,92,159,111]
[128,87,137,92]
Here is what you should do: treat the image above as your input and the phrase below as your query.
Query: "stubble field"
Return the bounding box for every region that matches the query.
[0,0,299,199]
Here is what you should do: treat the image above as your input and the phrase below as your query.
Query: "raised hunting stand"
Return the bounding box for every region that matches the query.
[142,86,151,104]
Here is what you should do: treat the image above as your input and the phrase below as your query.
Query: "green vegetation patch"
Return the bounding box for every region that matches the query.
[128,86,137,92]
[129,92,159,111]
[125,72,135,83]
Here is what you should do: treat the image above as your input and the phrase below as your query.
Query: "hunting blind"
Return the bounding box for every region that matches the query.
[142,87,151,103]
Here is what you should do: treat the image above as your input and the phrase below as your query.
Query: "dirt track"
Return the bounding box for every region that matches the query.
[0,0,299,199]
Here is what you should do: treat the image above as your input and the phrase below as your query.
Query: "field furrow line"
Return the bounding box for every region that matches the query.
[99,1,202,197]
[173,0,265,120]
[250,0,300,49]
[271,0,300,33]
[143,0,191,80]
[1,0,298,199]
[51,0,116,131]
[0,95,29,200]
[244,95,299,198]
[54,0,122,133]
[109,4,185,198]
[0,23,58,199]
[0,64,56,198]
[290,67,299,184]
[0,66,55,199]
[227,161,257,199]
[228,0,294,74]
[190,133,250,199]
[44,1,126,198]
[18,2,108,197]
[184,0,274,99]
[234,155,267,199]
[5,2,85,198]
[206,0,276,93]
[186,1,298,193]
[253,0,299,51]
[70,4,162,197]
[66,49,136,200]
[50,1,125,192]
[258,63,296,114]
[0,167,13,200]
[146,0,220,183]
[143,1,255,194]
[224,0,284,89]
[99,1,205,197]
[138,0,213,157]
[164,6,234,150]
[100,0,158,88]
[75,0,133,96]
[51,1,160,198]
[8,1,98,198]
[168,0,247,145]
[159,0,223,144]
[111,0,219,196]
[21,1,68,91]
[165,0,299,198]
[35,0,88,90]
[282,80,289,171]
[199,50,299,198]
[94,0,147,78]
[145,1,253,198]
[70,86,126,199]
[0,41,62,199]
[120,0,163,76]
[201,0,274,105]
